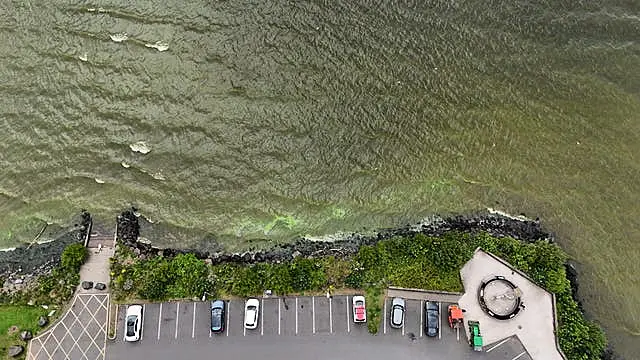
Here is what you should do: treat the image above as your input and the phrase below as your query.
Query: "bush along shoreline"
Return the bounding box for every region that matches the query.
[112,209,613,360]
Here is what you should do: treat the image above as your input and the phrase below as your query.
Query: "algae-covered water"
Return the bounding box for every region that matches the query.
[0,0,639,355]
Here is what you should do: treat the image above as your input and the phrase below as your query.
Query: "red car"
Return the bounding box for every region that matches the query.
[353,295,367,323]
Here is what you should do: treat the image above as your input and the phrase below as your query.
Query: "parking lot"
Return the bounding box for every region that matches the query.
[107,295,529,360]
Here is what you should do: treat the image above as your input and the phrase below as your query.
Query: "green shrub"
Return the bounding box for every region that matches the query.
[289,258,326,292]
[167,254,210,298]
[61,243,88,271]
[365,285,383,334]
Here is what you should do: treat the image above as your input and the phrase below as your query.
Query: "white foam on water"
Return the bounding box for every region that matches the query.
[94,178,105,184]
[129,141,151,154]
[486,208,532,221]
[121,161,131,168]
[144,41,169,52]
[109,33,128,43]
[151,172,165,181]
[79,53,88,62]
[0,247,17,252]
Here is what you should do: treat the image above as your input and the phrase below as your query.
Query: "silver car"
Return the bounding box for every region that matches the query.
[390,297,405,329]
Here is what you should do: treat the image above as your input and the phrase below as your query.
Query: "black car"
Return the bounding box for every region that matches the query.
[211,300,226,333]
[425,301,439,337]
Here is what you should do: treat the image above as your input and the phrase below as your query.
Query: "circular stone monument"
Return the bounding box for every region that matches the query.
[478,276,522,320]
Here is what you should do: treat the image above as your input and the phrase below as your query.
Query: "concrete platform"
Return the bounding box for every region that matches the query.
[458,249,564,360]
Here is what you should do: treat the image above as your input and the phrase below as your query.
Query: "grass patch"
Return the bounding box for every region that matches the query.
[0,305,49,360]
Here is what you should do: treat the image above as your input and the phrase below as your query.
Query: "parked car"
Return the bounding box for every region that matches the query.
[210,300,226,333]
[425,301,439,337]
[352,295,366,323]
[124,304,143,342]
[244,298,260,329]
[390,297,405,328]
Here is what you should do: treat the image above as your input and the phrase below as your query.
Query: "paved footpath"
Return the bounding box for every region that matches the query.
[28,227,114,360]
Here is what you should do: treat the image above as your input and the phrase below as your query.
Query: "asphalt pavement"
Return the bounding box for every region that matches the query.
[107,295,530,360]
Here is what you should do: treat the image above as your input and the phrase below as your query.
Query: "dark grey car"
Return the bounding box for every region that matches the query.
[211,300,226,333]
[425,301,439,337]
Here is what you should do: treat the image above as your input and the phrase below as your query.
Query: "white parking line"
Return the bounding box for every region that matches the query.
[175,303,180,339]
[383,299,387,334]
[312,296,316,334]
[278,298,281,335]
[192,302,196,339]
[329,296,333,334]
[157,303,162,340]
[226,302,230,337]
[512,352,527,360]
[141,304,146,340]
[295,297,299,335]
[261,298,264,336]
[457,326,460,341]
[438,302,441,339]
[346,296,350,333]
[486,338,510,352]
[402,308,405,336]
[420,300,423,338]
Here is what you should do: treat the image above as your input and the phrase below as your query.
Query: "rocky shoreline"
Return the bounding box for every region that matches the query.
[0,210,90,294]
[117,208,552,264]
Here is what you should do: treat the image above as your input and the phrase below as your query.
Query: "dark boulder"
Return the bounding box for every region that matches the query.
[37,316,48,327]
[81,281,93,290]
[20,330,32,341]
[8,345,24,357]
[94,282,106,291]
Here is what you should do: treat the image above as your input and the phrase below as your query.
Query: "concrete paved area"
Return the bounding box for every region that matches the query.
[28,294,109,360]
[458,249,563,360]
[484,336,531,360]
[77,248,113,294]
[108,296,528,360]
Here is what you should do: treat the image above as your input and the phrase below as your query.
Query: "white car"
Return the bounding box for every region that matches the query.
[390,297,405,329]
[124,304,143,342]
[244,298,260,329]
[352,295,366,323]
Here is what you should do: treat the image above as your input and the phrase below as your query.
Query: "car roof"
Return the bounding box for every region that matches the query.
[392,306,404,324]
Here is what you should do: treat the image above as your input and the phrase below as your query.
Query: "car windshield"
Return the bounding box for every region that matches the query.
[247,305,256,311]
[126,316,136,336]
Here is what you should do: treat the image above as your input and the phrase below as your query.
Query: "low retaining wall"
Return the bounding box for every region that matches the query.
[386,286,463,303]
